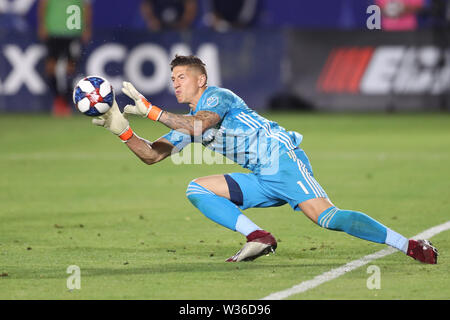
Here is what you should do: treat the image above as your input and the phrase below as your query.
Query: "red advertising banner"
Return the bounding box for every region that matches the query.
[287,30,450,111]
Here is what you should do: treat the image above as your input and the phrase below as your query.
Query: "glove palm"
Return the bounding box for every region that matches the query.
[92,100,130,136]
[122,81,163,121]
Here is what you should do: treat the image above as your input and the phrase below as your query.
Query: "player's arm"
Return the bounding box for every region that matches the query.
[125,136,174,165]
[92,100,174,165]
[158,110,220,136]
[121,81,220,135]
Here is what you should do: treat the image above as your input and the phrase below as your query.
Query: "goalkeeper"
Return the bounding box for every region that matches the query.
[93,55,438,264]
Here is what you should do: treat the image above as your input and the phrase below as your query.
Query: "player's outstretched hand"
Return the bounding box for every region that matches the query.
[92,100,130,137]
[122,81,163,121]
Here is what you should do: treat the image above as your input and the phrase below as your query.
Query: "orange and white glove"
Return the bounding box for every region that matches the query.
[92,100,134,142]
[122,81,163,121]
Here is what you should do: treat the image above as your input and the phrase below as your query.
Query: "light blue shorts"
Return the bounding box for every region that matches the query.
[228,148,328,211]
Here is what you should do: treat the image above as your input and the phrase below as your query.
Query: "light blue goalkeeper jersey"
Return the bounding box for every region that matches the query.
[162,86,303,175]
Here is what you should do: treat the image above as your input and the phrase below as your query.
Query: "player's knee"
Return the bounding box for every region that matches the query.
[186,180,210,201]
[186,180,219,210]
[186,180,198,206]
[318,207,356,232]
[186,180,196,198]
[318,207,343,230]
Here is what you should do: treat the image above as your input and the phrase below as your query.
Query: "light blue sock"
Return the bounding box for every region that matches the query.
[318,206,408,252]
[186,181,260,236]
[385,227,409,253]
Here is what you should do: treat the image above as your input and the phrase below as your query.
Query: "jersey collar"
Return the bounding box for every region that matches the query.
[192,86,216,114]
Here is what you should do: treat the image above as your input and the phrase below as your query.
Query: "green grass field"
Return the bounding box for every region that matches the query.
[0,112,449,300]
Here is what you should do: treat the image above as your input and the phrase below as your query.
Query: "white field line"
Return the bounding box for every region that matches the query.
[261,220,450,300]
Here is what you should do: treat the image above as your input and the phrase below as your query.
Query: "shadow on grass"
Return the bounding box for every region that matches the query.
[2,259,342,280]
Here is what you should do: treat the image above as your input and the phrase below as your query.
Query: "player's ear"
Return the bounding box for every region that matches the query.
[198,74,207,88]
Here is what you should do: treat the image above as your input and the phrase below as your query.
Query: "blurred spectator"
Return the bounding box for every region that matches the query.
[37,0,92,117]
[140,0,197,31]
[422,0,450,29]
[0,0,32,33]
[206,0,262,32]
[376,0,425,30]
[423,0,450,110]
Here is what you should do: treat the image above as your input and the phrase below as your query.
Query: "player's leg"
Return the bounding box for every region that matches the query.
[186,174,261,236]
[286,148,437,264]
[66,57,77,102]
[65,39,82,104]
[45,56,68,116]
[45,38,71,116]
[186,174,277,261]
[44,54,58,97]
[280,147,390,245]
[298,189,438,264]
[299,197,407,249]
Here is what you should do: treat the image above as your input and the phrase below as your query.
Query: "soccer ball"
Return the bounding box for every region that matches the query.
[73,76,114,116]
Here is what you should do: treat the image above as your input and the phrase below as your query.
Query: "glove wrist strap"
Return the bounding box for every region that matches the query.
[140,96,163,121]
[119,126,134,142]
[147,105,163,121]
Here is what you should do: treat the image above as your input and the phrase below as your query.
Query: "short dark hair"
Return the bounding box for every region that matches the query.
[170,54,207,80]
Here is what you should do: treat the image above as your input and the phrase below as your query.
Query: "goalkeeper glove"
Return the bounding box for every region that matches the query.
[92,100,134,142]
[122,81,163,121]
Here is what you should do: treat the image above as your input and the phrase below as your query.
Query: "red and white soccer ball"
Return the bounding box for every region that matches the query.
[73,76,115,117]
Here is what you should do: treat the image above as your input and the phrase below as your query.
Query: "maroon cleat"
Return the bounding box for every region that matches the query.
[226,230,277,262]
[407,239,438,264]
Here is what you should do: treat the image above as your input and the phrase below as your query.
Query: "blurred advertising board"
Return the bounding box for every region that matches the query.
[0,30,284,112]
[1,28,449,113]
[287,29,450,111]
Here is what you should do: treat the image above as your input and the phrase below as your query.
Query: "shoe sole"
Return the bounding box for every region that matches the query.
[227,242,277,262]
[240,244,277,262]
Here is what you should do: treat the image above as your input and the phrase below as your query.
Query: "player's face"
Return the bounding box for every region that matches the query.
[171,66,205,105]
